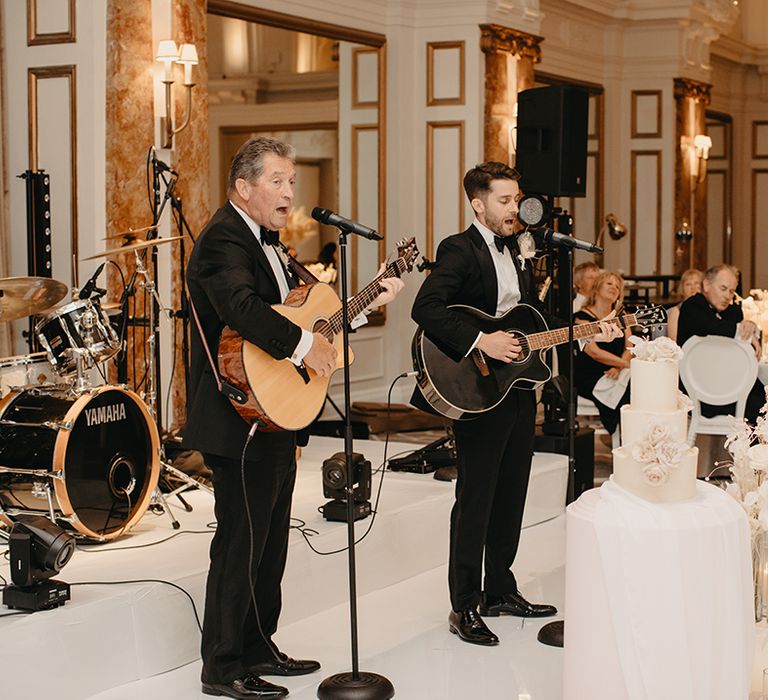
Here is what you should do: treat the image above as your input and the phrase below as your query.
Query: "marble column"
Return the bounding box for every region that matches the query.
[480,24,543,164]
[170,0,209,429]
[674,77,711,275]
[105,0,154,391]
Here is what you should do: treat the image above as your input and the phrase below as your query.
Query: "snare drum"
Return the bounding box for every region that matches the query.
[0,352,56,395]
[36,299,120,374]
[0,385,160,540]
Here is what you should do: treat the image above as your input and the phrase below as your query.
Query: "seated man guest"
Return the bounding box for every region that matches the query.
[574,271,633,435]
[677,263,763,423]
[573,261,600,312]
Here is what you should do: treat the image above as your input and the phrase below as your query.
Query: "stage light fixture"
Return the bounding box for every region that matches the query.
[321,451,372,522]
[3,516,75,611]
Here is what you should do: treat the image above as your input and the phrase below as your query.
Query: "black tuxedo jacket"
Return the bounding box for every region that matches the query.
[677,292,743,349]
[183,202,303,459]
[410,224,559,412]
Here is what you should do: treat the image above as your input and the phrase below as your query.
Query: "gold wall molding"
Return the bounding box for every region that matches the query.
[479,23,542,62]
[351,123,378,293]
[631,90,662,139]
[630,150,662,275]
[751,169,768,288]
[426,120,465,259]
[352,47,378,108]
[427,41,465,107]
[752,121,768,159]
[27,64,78,283]
[27,0,76,46]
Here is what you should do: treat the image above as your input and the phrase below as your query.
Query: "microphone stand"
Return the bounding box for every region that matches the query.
[317,230,394,700]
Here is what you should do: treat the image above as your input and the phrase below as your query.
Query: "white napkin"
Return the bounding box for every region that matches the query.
[592,367,630,409]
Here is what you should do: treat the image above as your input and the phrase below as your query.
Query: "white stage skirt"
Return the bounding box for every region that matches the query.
[563,479,753,700]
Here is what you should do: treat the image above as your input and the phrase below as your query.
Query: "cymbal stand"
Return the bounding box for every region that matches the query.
[128,248,213,530]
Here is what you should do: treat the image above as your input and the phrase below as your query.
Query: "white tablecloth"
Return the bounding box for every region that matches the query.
[563,479,754,700]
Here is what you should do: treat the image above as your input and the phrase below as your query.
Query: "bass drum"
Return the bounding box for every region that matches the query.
[0,386,160,540]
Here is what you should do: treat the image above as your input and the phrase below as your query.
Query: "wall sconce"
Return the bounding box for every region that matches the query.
[681,133,712,184]
[595,212,627,250]
[156,40,198,149]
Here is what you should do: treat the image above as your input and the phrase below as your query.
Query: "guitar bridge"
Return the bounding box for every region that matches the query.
[295,363,311,384]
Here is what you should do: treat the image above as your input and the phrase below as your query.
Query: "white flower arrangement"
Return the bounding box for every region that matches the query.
[724,387,768,538]
[630,421,688,486]
[628,335,683,363]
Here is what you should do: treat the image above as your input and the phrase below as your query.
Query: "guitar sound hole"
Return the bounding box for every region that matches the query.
[312,319,333,343]
[506,330,530,363]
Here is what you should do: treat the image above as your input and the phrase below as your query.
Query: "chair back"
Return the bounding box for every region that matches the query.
[679,336,757,441]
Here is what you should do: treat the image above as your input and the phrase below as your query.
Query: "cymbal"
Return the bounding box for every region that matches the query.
[0,276,68,322]
[83,236,183,260]
[103,224,158,241]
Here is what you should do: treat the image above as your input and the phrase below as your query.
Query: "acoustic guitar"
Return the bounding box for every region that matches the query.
[219,238,419,430]
[412,303,668,420]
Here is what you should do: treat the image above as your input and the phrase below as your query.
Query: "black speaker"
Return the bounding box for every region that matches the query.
[516,85,589,197]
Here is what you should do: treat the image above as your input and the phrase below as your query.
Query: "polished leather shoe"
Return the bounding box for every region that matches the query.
[249,652,321,676]
[201,674,288,699]
[448,608,499,646]
[479,590,557,618]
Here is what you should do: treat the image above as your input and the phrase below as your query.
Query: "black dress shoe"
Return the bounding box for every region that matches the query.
[479,590,557,618]
[201,675,288,699]
[249,652,321,676]
[448,608,499,646]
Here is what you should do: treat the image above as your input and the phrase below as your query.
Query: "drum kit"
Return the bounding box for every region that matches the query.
[0,234,209,543]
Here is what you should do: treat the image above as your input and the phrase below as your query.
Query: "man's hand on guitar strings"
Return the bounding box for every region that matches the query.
[304,332,337,377]
[476,331,523,363]
[593,310,624,343]
[368,263,405,310]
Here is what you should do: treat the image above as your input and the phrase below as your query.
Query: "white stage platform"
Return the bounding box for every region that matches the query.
[0,436,568,700]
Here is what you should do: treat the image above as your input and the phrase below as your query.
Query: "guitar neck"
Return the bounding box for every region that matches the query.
[526,314,636,350]
[326,258,407,334]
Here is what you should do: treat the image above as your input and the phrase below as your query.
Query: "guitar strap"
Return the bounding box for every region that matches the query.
[185,244,320,408]
[187,293,249,407]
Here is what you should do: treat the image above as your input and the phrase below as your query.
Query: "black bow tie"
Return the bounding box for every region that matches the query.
[260,228,279,246]
[493,235,517,254]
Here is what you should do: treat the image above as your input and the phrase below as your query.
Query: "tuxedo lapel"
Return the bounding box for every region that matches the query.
[466,225,498,314]
[223,202,282,298]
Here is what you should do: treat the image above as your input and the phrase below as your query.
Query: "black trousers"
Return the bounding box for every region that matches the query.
[201,430,297,684]
[449,389,537,611]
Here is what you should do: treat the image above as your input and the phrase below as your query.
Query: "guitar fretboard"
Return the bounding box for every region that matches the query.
[524,314,637,350]
[324,256,410,335]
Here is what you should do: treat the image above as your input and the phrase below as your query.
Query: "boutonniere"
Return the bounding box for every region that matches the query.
[516,231,537,271]
[275,244,291,268]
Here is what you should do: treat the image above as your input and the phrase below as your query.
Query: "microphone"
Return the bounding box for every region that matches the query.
[529,227,604,254]
[79,262,106,299]
[311,207,383,240]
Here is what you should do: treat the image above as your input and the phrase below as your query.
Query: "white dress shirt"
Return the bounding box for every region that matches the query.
[467,218,522,354]
[230,201,313,364]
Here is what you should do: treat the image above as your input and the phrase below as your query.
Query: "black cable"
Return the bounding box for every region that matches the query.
[292,371,415,556]
[71,579,201,633]
[240,423,283,662]
[74,528,214,554]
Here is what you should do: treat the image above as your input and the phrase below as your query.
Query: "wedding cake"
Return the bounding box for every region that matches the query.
[612,337,699,502]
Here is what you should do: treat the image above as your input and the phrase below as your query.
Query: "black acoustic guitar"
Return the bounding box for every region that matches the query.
[412,303,668,420]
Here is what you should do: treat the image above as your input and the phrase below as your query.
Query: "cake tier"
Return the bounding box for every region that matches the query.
[629,358,679,412]
[620,405,688,446]
[612,445,698,503]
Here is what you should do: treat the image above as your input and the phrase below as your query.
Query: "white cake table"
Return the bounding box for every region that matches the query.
[563,479,754,700]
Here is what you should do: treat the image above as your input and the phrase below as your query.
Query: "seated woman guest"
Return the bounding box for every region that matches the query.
[666,268,703,342]
[575,271,633,435]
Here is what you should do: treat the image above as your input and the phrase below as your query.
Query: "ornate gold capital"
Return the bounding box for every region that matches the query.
[673,77,712,104]
[479,23,543,63]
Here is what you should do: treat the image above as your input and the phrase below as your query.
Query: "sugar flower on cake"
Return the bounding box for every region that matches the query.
[628,335,683,363]
[630,421,687,486]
